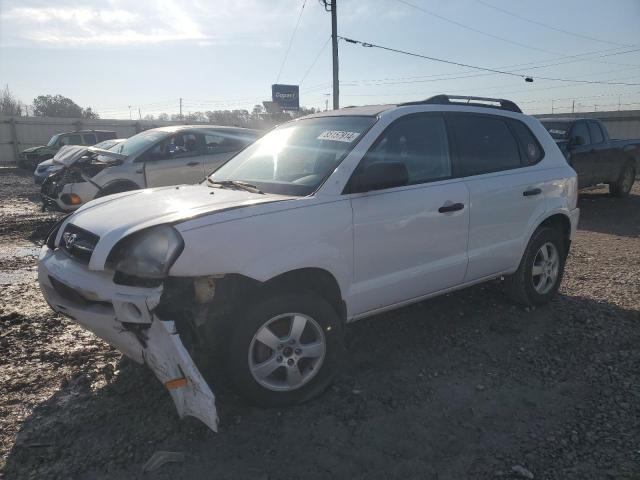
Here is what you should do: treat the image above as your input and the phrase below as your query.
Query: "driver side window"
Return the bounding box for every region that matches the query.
[356,114,452,191]
[143,132,204,161]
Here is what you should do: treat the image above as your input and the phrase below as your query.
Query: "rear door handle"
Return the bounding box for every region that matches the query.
[523,188,542,197]
[187,161,200,167]
[438,202,464,213]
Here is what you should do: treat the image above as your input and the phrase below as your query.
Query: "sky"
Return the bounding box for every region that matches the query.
[1,0,639,119]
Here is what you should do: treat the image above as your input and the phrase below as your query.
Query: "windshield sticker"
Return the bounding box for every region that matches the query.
[548,129,566,135]
[317,130,360,142]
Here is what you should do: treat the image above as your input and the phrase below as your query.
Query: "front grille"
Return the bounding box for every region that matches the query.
[49,276,89,305]
[49,276,111,308]
[60,224,99,264]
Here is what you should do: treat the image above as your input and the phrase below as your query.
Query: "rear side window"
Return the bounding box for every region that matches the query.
[509,120,544,165]
[448,114,521,176]
[588,121,604,144]
[570,122,590,145]
[82,133,97,144]
[59,134,82,146]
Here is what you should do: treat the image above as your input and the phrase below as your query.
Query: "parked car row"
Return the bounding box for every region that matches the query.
[39,126,260,211]
[18,130,117,170]
[38,95,582,431]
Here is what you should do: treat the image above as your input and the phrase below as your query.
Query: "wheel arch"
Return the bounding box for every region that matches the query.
[96,179,141,197]
[263,268,346,322]
[532,212,572,254]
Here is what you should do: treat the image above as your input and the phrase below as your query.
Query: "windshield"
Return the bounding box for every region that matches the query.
[46,134,59,147]
[542,122,570,140]
[208,116,376,196]
[94,139,121,150]
[110,130,168,157]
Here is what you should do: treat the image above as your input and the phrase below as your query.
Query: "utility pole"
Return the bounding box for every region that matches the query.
[138,107,142,120]
[551,99,554,114]
[179,98,183,118]
[321,1,339,110]
[572,100,575,114]
[128,105,132,120]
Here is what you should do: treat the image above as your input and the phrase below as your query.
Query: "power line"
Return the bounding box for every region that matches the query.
[393,0,639,68]
[336,47,640,87]
[475,0,634,48]
[275,0,307,83]
[339,36,640,86]
[300,36,331,85]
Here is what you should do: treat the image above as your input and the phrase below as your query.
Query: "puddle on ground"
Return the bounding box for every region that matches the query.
[0,244,40,284]
[0,246,40,260]
[0,270,37,285]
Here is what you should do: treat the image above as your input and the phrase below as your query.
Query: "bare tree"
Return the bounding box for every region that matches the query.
[0,85,24,116]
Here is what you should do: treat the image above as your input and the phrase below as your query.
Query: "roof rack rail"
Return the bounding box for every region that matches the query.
[399,94,522,113]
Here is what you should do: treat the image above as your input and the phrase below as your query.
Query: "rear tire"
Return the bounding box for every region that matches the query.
[609,163,635,197]
[504,227,567,306]
[226,291,343,407]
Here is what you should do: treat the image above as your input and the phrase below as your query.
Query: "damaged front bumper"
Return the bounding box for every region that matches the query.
[38,246,219,431]
[40,173,98,212]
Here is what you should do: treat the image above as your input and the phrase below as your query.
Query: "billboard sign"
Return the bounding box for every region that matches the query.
[272,84,299,110]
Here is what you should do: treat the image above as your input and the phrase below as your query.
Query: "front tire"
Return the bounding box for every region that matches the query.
[504,227,567,306]
[227,291,343,407]
[609,163,635,197]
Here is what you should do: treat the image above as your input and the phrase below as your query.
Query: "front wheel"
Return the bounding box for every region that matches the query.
[504,227,567,306]
[609,163,635,197]
[226,291,343,407]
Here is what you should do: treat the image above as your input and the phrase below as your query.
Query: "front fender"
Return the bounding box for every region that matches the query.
[171,199,354,298]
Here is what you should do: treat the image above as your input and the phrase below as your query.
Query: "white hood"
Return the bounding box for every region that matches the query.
[58,184,289,269]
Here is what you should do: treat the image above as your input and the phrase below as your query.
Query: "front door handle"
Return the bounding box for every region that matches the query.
[523,188,542,197]
[135,168,143,174]
[438,202,464,213]
[187,161,200,167]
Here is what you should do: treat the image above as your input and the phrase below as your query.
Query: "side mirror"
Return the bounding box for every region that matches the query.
[570,135,585,147]
[352,161,409,193]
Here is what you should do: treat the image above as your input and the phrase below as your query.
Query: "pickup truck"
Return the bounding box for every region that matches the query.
[540,118,639,196]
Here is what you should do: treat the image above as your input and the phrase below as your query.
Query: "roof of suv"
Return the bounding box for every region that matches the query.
[59,129,116,135]
[153,125,262,135]
[301,95,523,120]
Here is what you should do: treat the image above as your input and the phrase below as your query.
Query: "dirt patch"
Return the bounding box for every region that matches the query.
[0,167,638,479]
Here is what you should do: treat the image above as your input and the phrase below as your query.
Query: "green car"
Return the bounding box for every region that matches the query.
[18,130,117,170]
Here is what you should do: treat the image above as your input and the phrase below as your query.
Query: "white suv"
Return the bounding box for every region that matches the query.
[38,95,579,431]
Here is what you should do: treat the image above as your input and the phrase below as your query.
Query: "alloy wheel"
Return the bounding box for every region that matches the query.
[532,242,560,294]
[248,313,326,391]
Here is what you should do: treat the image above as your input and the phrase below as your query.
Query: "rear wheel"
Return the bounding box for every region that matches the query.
[504,227,566,306]
[227,291,343,406]
[609,163,635,197]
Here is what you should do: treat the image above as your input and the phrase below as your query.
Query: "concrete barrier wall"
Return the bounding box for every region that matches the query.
[0,115,276,165]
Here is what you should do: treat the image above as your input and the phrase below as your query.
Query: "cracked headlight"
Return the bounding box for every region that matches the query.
[108,225,184,279]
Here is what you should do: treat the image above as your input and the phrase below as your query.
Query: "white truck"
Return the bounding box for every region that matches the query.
[38,95,579,431]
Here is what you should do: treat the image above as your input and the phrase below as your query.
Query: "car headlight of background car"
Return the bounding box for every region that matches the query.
[108,225,184,279]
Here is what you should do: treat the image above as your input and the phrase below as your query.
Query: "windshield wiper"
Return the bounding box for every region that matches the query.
[207,179,264,194]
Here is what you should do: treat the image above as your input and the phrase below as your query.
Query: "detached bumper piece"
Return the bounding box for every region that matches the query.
[38,246,219,431]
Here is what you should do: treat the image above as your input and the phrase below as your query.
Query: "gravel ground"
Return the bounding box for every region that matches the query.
[0,166,638,480]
